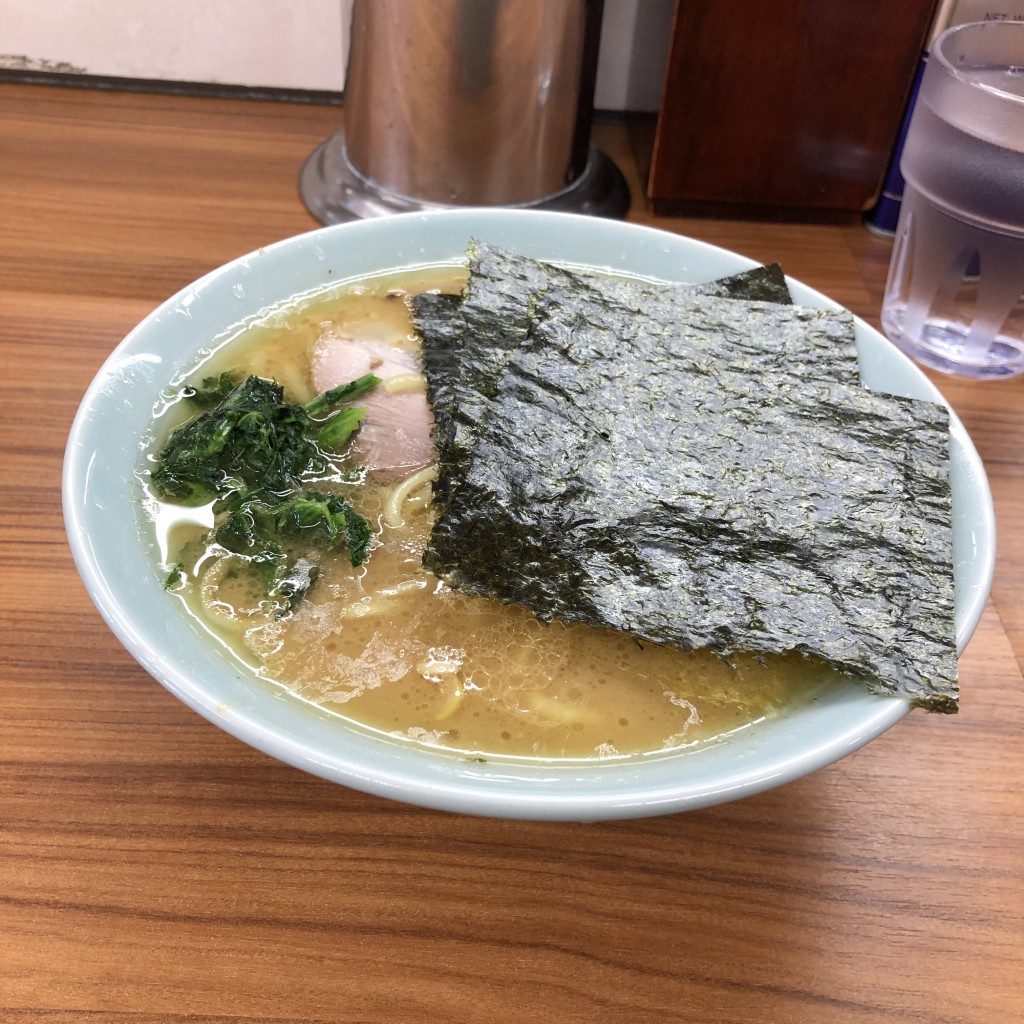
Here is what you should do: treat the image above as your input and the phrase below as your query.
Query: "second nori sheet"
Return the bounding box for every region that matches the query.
[421,272,957,712]
[413,244,860,517]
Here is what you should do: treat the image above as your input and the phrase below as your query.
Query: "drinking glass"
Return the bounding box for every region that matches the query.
[881,20,1024,379]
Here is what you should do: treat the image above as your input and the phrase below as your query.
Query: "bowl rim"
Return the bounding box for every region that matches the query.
[62,208,996,820]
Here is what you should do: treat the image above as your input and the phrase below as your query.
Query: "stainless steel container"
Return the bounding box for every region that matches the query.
[300,0,629,221]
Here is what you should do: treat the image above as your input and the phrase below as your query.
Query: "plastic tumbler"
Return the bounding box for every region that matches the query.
[881,20,1024,379]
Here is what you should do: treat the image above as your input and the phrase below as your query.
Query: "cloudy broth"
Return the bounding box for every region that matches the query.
[151,266,825,762]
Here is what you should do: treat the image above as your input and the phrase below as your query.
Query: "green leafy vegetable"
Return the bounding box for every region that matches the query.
[152,376,317,504]
[305,372,380,416]
[270,557,321,618]
[163,563,187,591]
[152,373,382,505]
[153,372,379,615]
[317,406,368,453]
[214,490,372,568]
[211,489,370,617]
[180,371,241,407]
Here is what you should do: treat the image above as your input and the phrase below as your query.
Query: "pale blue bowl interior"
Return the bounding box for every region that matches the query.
[63,210,995,821]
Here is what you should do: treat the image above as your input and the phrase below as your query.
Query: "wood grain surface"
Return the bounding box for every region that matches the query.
[1,83,1022,1024]
[646,0,936,221]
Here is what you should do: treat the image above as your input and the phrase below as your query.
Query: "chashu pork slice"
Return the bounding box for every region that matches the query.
[311,329,435,480]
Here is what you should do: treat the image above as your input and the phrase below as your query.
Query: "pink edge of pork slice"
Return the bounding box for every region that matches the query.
[311,330,436,480]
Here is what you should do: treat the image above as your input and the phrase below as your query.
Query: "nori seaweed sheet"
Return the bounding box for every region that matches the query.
[587,260,792,309]
[414,245,957,711]
[415,245,801,449]
[691,261,792,304]
[412,244,859,515]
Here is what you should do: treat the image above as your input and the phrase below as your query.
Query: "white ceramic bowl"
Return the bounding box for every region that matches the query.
[63,210,995,821]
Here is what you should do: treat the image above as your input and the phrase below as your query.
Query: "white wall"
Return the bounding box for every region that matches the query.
[0,0,349,91]
[0,0,672,111]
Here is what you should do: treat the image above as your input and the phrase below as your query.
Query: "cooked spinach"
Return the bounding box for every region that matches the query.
[152,373,381,505]
[152,372,379,615]
[152,376,317,504]
[180,370,242,407]
[213,489,370,617]
[215,489,372,568]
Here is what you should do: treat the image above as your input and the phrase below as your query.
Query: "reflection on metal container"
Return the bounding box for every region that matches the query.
[300,0,629,221]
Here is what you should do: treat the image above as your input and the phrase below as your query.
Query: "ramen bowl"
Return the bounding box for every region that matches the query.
[62,209,995,821]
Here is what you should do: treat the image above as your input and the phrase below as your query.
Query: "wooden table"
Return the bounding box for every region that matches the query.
[2,83,1022,1024]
